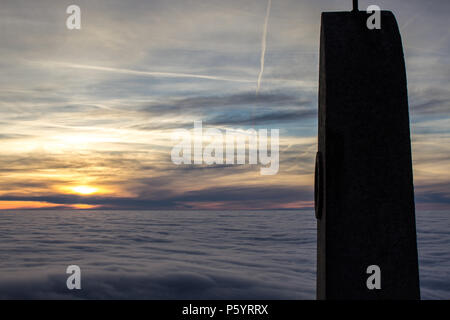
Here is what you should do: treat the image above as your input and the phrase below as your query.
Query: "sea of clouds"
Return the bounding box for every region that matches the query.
[0,210,447,299]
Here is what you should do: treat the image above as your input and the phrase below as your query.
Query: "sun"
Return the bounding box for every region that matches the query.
[70,185,98,195]
[57,184,114,197]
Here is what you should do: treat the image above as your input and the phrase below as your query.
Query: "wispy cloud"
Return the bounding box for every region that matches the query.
[32,61,255,83]
[256,0,272,94]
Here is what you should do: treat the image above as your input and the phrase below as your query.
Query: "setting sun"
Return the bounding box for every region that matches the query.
[70,185,98,195]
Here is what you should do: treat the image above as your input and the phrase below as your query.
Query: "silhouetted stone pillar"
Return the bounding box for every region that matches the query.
[315,10,420,299]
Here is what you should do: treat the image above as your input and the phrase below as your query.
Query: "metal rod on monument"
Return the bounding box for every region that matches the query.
[353,0,358,12]
[314,4,421,299]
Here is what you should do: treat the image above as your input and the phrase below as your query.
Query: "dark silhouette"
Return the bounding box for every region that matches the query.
[353,0,358,12]
[315,7,420,299]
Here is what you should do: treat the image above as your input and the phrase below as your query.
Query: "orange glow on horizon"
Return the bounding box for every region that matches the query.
[70,204,101,209]
[0,201,102,210]
[0,201,61,210]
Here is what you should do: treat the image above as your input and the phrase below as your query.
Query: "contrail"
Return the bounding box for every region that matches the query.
[31,61,254,84]
[30,60,313,87]
[256,0,272,95]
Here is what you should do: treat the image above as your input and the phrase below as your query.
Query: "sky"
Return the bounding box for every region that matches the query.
[0,0,448,210]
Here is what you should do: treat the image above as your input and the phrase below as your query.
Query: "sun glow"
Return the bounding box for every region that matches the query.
[70,185,99,195]
[56,184,122,197]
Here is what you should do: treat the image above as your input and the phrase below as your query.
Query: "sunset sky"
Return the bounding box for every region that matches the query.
[0,0,448,210]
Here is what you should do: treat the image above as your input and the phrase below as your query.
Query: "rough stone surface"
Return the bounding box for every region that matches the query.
[316,11,420,300]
